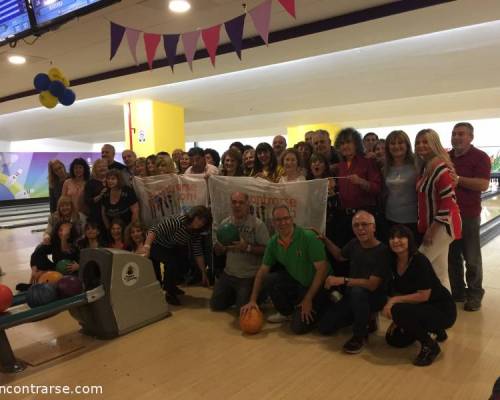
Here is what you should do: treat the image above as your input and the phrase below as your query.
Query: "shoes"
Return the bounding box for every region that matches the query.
[452,293,465,303]
[464,298,481,312]
[343,335,365,354]
[172,286,185,296]
[433,329,448,343]
[266,312,291,323]
[165,293,181,306]
[367,315,378,334]
[414,339,441,366]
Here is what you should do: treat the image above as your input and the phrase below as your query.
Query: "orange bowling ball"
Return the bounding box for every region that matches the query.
[0,284,13,313]
[239,308,264,334]
[38,271,63,284]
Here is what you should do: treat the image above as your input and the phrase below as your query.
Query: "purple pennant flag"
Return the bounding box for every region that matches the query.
[110,22,126,60]
[163,34,180,72]
[125,28,141,65]
[249,0,272,45]
[224,14,246,60]
[182,30,201,71]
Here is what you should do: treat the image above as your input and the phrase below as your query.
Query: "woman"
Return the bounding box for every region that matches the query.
[294,141,313,171]
[31,222,80,282]
[134,157,148,177]
[242,148,255,176]
[221,148,243,176]
[334,128,382,247]
[415,129,461,290]
[363,132,379,159]
[384,130,419,243]
[107,219,126,249]
[84,158,108,229]
[144,206,212,305]
[101,169,139,229]
[43,196,85,244]
[252,142,282,182]
[146,155,158,176]
[156,156,176,175]
[204,148,221,168]
[383,225,456,366]
[279,149,305,182]
[374,139,386,169]
[125,221,148,255]
[77,221,104,249]
[61,158,90,214]
[48,160,68,213]
[176,152,191,174]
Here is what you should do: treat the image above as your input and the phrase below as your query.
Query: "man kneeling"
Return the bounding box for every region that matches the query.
[210,192,269,311]
[240,205,330,334]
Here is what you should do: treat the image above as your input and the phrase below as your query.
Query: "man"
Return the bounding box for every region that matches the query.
[317,211,390,354]
[121,149,137,186]
[240,205,330,335]
[304,130,314,146]
[311,130,340,172]
[210,192,269,311]
[272,135,287,161]
[101,144,125,170]
[184,147,219,176]
[449,122,491,311]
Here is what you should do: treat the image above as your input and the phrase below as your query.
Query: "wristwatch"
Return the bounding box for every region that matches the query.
[246,244,252,253]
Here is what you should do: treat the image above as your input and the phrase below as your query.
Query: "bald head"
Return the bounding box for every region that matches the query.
[272,135,287,158]
[230,192,250,220]
[101,144,116,164]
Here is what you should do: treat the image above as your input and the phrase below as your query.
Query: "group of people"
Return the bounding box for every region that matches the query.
[27,121,490,367]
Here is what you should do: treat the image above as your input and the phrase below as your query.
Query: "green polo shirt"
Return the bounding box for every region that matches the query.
[262,226,331,287]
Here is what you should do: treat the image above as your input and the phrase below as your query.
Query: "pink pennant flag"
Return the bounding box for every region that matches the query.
[144,33,161,69]
[277,0,296,18]
[125,28,141,65]
[201,25,221,67]
[249,0,272,45]
[182,30,201,71]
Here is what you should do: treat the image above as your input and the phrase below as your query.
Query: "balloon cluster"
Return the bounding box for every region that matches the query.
[33,67,76,109]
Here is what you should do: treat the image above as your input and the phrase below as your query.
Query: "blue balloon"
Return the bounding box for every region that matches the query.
[60,89,76,106]
[49,80,66,98]
[33,73,50,92]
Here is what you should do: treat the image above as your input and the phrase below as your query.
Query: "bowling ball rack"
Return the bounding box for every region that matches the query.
[0,285,104,373]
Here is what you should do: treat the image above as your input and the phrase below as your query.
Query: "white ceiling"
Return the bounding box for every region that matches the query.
[3,0,500,144]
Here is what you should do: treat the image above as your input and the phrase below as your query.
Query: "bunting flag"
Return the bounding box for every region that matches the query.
[144,33,161,69]
[182,30,201,71]
[163,34,180,71]
[201,24,221,67]
[110,22,126,60]
[277,0,296,18]
[224,14,246,60]
[249,0,272,45]
[125,28,141,65]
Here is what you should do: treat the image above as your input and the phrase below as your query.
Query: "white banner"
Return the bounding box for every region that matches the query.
[133,174,208,227]
[208,176,328,234]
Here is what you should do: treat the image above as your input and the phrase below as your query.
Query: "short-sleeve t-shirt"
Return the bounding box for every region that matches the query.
[263,226,331,287]
[102,186,138,226]
[341,239,391,293]
[216,215,270,278]
[392,252,452,304]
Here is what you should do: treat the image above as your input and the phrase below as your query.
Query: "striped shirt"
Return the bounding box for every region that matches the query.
[417,161,462,240]
[149,215,203,256]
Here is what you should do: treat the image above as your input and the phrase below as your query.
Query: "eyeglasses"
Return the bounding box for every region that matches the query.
[352,222,374,229]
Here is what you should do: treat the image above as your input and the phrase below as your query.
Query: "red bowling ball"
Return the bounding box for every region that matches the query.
[0,284,13,313]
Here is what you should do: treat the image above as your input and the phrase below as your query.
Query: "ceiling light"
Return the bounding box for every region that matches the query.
[169,0,191,13]
[8,55,26,65]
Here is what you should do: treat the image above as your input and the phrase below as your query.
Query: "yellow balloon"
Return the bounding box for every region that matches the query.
[39,91,58,109]
[62,77,70,87]
[48,67,64,82]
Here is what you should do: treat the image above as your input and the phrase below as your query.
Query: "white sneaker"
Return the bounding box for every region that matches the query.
[266,312,291,323]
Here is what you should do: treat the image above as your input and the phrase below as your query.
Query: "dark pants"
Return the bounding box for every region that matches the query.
[318,286,386,337]
[210,273,254,311]
[448,216,484,301]
[150,242,188,294]
[265,271,330,335]
[390,301,457,343]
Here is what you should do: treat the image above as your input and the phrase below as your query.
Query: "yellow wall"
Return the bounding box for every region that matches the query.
[124,100,185,157]
[287,123,342,147]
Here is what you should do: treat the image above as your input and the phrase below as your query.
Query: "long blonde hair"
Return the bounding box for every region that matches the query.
[48,160,67,189]
[56,195,79,221]
[91,158,108,179]
[415,129,455,174]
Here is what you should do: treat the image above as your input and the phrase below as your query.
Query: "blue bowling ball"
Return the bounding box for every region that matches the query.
[26,283,58,308]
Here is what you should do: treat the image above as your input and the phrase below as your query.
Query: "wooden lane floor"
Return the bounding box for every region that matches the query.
[1,227,500,399]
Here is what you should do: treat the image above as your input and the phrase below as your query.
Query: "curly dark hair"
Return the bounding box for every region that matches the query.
[69,158,90,180]
[334,127,365,159]
[254,142,278,174]
[204,148,221,167]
